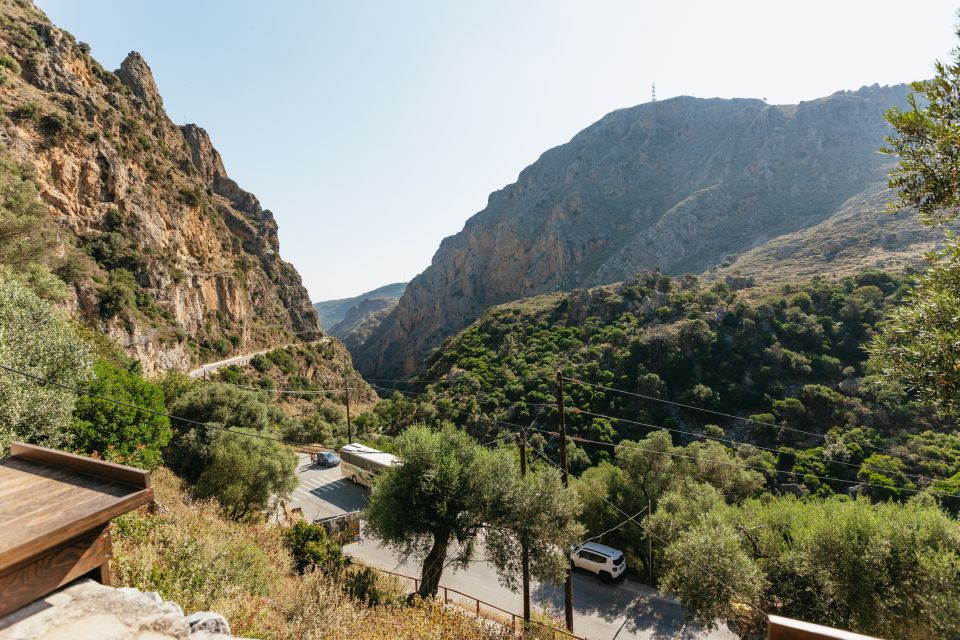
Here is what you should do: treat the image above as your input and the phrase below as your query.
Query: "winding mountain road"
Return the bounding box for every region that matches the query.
[187,337,332,379]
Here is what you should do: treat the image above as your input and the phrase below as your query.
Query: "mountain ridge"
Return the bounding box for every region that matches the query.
[0,1,327,375]
[353,84,938,378]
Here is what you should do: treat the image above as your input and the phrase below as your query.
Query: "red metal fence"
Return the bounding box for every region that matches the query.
[353,560,584,639]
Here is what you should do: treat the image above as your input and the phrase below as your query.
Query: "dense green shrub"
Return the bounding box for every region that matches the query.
[0,276,91,452]
[283,520,347,574]
[71,360,171,468]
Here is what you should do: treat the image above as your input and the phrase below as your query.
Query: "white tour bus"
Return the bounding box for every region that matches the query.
[339,443,399,489]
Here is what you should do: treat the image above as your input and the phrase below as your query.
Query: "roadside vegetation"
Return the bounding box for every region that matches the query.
[112,468,514,640]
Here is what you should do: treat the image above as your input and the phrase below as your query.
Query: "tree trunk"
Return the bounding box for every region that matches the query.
[417,533,449,599]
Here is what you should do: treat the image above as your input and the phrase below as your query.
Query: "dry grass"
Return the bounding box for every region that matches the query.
[111,468,512,639]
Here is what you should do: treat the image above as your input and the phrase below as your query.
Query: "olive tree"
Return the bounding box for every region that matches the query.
[870,23,960,414]
[364,424,582,598]
[193,429,298,520]
[0,276,91,452]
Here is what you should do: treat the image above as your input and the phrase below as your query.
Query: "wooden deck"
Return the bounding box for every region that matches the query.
[0,443,153,617]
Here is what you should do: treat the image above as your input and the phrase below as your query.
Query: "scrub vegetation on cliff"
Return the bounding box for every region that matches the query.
[0,0,323,374]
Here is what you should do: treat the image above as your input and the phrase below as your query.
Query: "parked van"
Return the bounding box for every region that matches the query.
[570,541,626,582]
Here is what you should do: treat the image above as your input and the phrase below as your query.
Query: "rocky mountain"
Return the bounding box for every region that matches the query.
[0,1,324,374]
[329,296,397,353]
[354,84,938,378]
[313,281,406,330]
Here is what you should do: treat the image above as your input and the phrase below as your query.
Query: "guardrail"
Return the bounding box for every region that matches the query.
[352,560,585,639]
[768,615,881,640]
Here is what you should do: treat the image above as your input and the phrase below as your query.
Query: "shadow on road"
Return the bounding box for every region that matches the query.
[306,477,367,513]
[532,572,731,640]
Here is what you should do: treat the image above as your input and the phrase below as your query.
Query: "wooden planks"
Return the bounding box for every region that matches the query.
[8,442,150,489]
[0,526,112,618]
[0,458,152,571]
[768,615,883,640]
[0,442,153,616]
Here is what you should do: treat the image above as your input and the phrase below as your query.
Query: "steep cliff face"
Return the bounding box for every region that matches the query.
[0,1,321,374]
[355,85,922,378]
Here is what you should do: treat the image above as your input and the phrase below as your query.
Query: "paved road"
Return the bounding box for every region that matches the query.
[288,453,367,521]
[187,349,270,379]
[289,454,736,640]
[187,338,333,379]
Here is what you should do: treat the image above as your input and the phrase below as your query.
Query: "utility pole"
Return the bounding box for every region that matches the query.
[651,82,656,103]
[556,372,574,633]
[520,428,530,627]
[648,498,653,584]
[344,383,352,443]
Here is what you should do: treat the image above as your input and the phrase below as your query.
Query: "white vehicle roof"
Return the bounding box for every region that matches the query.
[340,443,399,466]
[577,541,623,558]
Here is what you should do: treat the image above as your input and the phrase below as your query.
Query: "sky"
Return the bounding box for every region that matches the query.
[36,1,959,301]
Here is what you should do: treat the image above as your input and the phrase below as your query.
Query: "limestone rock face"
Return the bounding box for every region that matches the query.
[0,2,322,374]
[0,579,243,640]
[354,85,931,378]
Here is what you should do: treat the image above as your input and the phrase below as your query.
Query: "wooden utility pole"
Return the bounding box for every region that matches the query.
[520,428,530,627]
[648,498,653,584]
[344,384,352,443]
[556,372,574,633]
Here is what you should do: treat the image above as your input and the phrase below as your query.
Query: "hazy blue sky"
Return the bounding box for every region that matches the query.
[36,1,959,300]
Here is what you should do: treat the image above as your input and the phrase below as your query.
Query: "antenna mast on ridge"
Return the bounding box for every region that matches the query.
[651,82,656,103]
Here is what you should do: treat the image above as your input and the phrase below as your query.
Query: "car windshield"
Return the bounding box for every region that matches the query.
[324,453,338,460]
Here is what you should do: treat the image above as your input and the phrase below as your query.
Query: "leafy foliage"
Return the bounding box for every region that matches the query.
[71,360,171,468]
[869,241,960,418]
[882,24,960,224]
[164,383,298,519]
[0,275,91,452]
[193,429,297,520]
[373,271,954,499]
[364,424,582,597]
[652,492,960,639]
[283,520,348,574]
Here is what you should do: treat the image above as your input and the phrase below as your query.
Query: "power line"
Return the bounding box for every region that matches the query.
[373,382,941,485]
[523,425,960,501]
[562,375,945,466]
[0,363,332,451]
[549,404,938,485]
[224,382,365,395]
[526,441,767,618]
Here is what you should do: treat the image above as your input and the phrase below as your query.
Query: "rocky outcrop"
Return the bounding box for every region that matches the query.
[0,579,243,640]
[0,3,321,374]
[354,85,924,378]
[329,297,397,352]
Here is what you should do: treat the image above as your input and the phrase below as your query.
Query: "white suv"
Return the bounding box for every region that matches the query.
[570,541,626,583]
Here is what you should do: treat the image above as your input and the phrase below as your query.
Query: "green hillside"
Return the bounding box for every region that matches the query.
[368,270,959,499]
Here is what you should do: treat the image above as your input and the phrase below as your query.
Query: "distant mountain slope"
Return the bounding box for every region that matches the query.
[709,188,945,292]
[354,85,926,378]
[330,297,397,352]
[313,282,406,329]
[0,2,323,374]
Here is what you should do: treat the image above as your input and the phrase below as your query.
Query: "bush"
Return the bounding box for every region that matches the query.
[99,268,137,318]
[71,360,172,468]
[193,430,298,520]
[282,520,347,574]
[0,54,21,75]
[10,102,40,122]
[0,276,92,452]
[38,113,67,139]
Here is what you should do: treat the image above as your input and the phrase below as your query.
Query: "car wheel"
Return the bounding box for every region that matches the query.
[599,571,613,584]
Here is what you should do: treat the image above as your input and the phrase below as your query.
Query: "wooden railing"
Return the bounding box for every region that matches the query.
[353,560,584,639]
[768,615,882,640]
